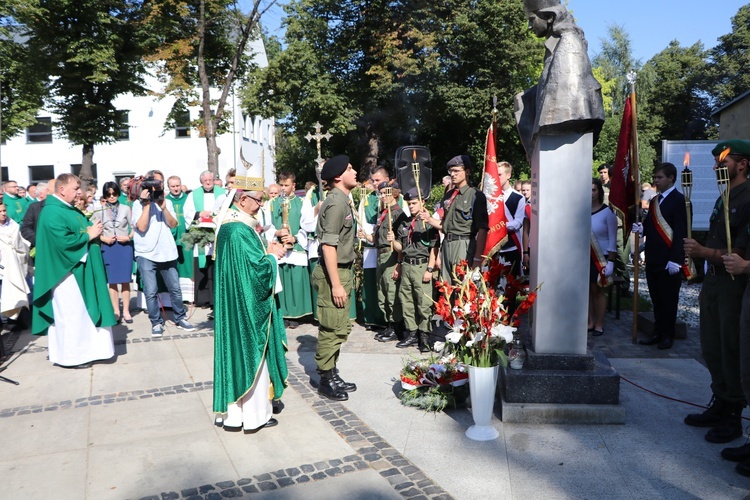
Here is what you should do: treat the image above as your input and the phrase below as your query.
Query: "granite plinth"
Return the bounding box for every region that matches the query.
[501,349,620,405]
[637,312,687,340]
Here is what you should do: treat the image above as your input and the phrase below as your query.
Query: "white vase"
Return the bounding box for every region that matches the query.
[465,365,500,441]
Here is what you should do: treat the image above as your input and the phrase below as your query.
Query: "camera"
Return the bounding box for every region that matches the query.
[140,176,165,203]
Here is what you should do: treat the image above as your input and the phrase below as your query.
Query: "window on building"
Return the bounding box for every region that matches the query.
[1,167,8,182]
[26,117,53,144]
[115,110,130,141]
[175,110,191,138]
[71,164,98,185]
[29,165,55,182]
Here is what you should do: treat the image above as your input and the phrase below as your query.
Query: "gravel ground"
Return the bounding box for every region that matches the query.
[633,273,701,328]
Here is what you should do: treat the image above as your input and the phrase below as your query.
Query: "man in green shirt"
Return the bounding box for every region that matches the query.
[166,175,194,287]
[2,180,30,224]
[312,155,358,401]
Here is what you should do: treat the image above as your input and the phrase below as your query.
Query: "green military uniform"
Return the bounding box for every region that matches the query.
[373,202,406,329]
[312,186,356,372]
[3,194,29,224]
[440,184,489,283]
[397,210,439,339]
[270,194,313,319]
[700,182,750,406]
[166,192,193,279]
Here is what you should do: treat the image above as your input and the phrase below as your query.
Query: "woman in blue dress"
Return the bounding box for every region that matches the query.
[91,182,135,323]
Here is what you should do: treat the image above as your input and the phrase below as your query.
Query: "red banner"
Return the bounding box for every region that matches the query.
[609,95,637,239]
[482,122,508,257]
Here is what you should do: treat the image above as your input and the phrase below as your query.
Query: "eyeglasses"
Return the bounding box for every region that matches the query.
[248,196,264,204]
[448,168,464,174]
[105,192,118,198]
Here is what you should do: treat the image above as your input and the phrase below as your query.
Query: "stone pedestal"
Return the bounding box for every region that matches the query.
[499,347,623,424]
[509,132,622,422]
[529,133,592,355]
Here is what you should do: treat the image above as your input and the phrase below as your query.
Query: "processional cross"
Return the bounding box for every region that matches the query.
[305,121,332,176]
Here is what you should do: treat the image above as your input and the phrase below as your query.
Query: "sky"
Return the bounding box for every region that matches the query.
[249,0,748,63]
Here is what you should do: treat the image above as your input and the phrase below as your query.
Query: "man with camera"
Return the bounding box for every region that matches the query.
[132,170,196,336]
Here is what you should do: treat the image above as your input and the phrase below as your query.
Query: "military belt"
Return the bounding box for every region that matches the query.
[403,257,428,266]
[445,233,470,242]
[707,264,726,276]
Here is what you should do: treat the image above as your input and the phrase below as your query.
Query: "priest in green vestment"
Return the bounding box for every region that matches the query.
[166,176,194,280]
[213,188,288,431]
[3,180,30,224]
[32,173,116,368]
[270,172,313,324]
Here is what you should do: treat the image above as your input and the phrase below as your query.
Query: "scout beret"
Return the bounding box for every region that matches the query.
[712,140,750,159]
[446,155,472,170]
[320,155,350,181]
[403,188,420,201]
[377,181,399,191]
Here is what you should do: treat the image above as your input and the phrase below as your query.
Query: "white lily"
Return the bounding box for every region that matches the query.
[491,323,516,343]
[433,341,446,351]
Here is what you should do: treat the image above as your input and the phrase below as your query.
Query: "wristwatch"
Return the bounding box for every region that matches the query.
[427,266,435,272]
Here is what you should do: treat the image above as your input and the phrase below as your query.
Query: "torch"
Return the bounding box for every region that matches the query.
[383,186,394,252]
[681,153,698,282]
[411,149,425,229]
[715,148,734,279]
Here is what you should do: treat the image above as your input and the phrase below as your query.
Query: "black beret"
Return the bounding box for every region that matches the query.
[378,181,399,191]
[403,188,420,201]
[446,155,472,170]
[321,155,350,181]
[712,140,750,159]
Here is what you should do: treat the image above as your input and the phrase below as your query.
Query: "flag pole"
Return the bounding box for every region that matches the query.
[627,71,641,344]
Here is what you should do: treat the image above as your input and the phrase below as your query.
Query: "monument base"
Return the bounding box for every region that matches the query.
[499,348,623,424]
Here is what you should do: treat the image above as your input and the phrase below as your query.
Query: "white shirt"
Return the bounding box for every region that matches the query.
[131,199,178,262]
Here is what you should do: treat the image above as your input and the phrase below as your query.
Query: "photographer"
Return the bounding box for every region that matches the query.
[132,170,196,336]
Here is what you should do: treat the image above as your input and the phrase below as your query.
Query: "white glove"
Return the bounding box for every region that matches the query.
[666,261,681,275]
[604,261,614,277]
[631,222,643,235]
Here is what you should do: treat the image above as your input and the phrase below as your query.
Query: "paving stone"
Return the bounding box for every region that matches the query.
[329,458,343,467]
[395,481,416,490]
[160,492,179,500]
[343,455,359,462]
[278,477,295,487]
[205,493,223,500]
[258,481,277,492]
[311,472,327,481]
[270,469,287,478]
[380,468,400,478]
[219,488,242,497]
[236,478,252,486]
[254,473,272,481]
[423,486,444,495]
[181,488,199,497]
[240,485,258,494]
[300,464,315,473]
[313,461,328,471]
[325,467,342,477]
[401,488,423,498]
[363,453,381,462]
[354,461,369,470]
[296,475,311,484]
[341,465,356,473]
[285,467,300,477]
[199,484,216,493]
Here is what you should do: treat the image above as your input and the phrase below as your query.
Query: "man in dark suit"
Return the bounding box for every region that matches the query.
[633,163,687,350]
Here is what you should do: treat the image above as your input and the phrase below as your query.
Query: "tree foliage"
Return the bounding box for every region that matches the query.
[14,0,150,182]
[243,0,542,185]
[706,4,750,109]
[0,1,46,141]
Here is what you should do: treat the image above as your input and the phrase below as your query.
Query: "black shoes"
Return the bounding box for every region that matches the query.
[685,396,725,428]
[639,335,662,346]
[284,320,299,329]
[332,370,357,392]
[657,338,673,350]
[417,331,431,353]
[317,369,348,401]
[375,325,397,342]
[722,442,750,462]
[705,407,743,444]
[396,331,419,348]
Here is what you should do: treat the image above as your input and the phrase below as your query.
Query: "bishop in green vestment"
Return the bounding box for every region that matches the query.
[213,190,288,430]
[32,174,116,367]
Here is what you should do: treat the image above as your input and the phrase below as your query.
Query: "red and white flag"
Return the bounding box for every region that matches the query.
[481,121,508,257]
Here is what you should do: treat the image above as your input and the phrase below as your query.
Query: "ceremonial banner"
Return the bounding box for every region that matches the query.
[609,95,637,244]
[481,122,508,257]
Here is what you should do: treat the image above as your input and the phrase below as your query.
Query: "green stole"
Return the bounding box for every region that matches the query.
[270,195,304,252]
[117,193,132,207]
[31,196,117,335]
[191,186,226,267]
[213,207,288,411]
[3,194,29,224]
[167,192,193,278]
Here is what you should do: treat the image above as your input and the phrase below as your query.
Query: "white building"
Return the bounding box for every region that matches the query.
[0,37,275,191]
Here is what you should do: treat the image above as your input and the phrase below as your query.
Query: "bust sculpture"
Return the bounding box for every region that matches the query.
[514,0,605,157]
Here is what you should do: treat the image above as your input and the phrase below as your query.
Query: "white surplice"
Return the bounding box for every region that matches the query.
[47,272,114,367]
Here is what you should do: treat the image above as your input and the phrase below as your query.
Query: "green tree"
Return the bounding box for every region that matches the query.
[0,1,45,141]
[243,0,541,185]
[143,0,275,175]
[13,0,150,184]
[706,4,750,108]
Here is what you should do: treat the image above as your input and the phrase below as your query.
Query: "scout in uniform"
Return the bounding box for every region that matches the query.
[419,155,488,283]
[684,140,750,444]
[358,181,407,342]
[396,188,439,352]
[312,155,359,401]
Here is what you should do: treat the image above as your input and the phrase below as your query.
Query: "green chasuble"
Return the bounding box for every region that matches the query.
[31,196,117,335]
[3,194,30,224]
[167,192,194,279]
[213,208,288,412]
